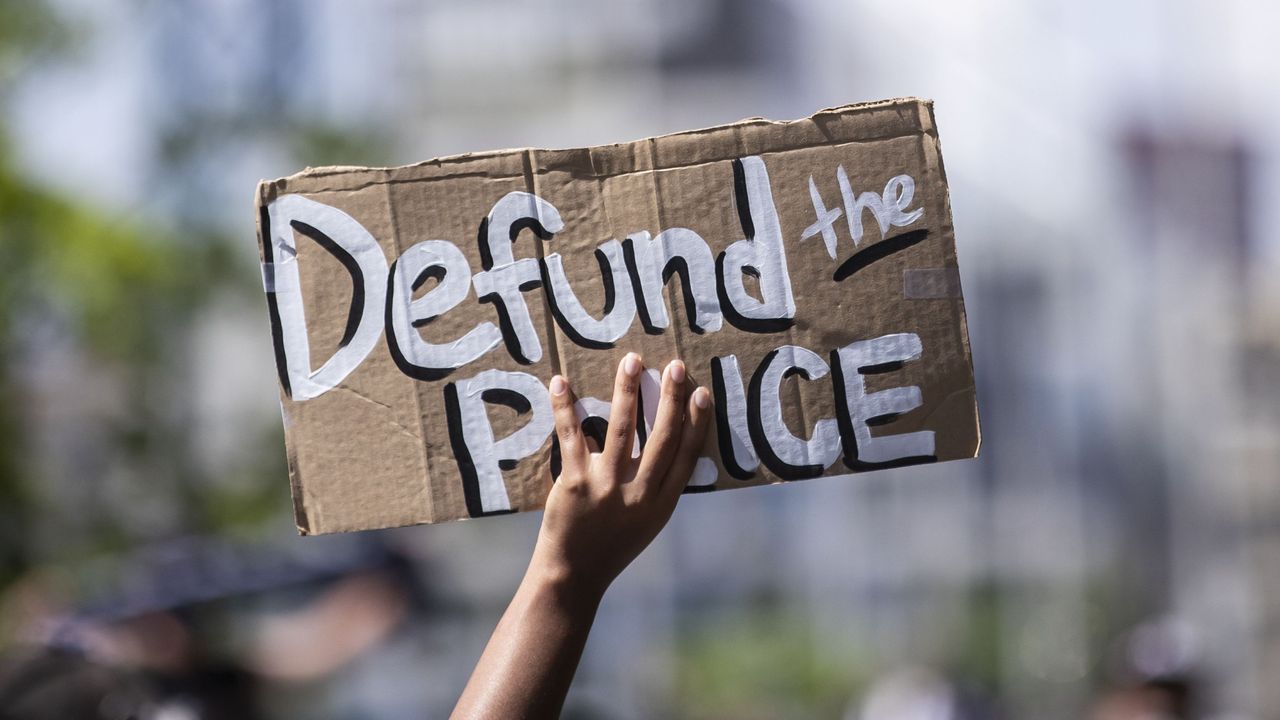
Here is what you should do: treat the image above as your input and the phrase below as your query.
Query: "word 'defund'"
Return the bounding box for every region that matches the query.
[256,98,979,534]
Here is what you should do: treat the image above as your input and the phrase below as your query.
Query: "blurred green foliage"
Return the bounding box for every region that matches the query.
[0,0,392,609]
[0,133,241,582]
[0,0,70,89]
[288,122,396,169]
[0,0,275,600]
[0,144,235,360]
[674,605,868,719]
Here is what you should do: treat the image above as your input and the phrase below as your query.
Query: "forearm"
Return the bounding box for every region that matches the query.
[451,556,604,720]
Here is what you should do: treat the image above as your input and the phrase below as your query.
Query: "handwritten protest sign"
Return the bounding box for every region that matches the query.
[256,98,980,534]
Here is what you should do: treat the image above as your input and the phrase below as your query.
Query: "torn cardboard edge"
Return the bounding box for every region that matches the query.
[258,97,937,200]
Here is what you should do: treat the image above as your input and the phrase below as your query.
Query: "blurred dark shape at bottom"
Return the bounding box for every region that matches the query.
[0,534,422,719]
[1088,616,1200,720]
[0,646,144,720]
[1088,675,1194,720]
[0,644,263,720]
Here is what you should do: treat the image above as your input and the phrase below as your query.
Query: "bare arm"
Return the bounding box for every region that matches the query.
[451,353,712,720]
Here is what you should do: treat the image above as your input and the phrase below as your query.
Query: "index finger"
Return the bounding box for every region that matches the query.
[548,374,588,481]
[601,352,643,470]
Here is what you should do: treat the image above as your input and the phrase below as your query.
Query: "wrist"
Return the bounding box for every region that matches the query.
[526,548,610,611]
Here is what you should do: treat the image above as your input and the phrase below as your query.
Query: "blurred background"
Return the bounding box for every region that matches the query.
[1,0,1278,718]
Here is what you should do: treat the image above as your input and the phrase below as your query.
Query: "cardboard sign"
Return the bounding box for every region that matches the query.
[256,97,980,535]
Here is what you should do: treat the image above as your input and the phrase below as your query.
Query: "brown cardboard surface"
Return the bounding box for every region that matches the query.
[256,97,980,535]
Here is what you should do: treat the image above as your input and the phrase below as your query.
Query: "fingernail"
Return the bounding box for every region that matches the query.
[693,387,710,409]
[623,353,641,377]
[550,375,568,396]
[668,360,686,384]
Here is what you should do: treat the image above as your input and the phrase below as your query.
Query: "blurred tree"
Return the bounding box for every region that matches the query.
[0,0,69,89]
[0,127,243,578]
[0,0,248,602]
[0,0,394,613]
[0,0,82,594]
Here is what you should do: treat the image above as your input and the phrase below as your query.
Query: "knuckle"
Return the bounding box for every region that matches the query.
[592,482,620,503]
[562,477,590,497]
[614,378,638,399]
[610,423,634,447]
[557,423,579,445]
[552,393,575,413]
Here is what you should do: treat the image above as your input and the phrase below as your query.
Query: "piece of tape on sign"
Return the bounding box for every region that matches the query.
[903,268,962,299]
[254,98,982,534]
[261,262,276,292]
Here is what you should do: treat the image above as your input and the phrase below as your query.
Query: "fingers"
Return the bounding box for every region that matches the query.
[601,352,643,470]
[549,374,588,479]
[659,386,712,502]
[634,360,688,487]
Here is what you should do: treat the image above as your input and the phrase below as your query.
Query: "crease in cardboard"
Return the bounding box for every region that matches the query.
[284,406,311,535]
[910,384,979,456]
[383,177,438,523]
[328,384,422,442]
[524,147,565,381]
[524,147,566,512]
[256,187,314,535]
[645,137,689,372]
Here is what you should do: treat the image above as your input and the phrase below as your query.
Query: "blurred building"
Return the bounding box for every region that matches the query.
[4,0,1279,718]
